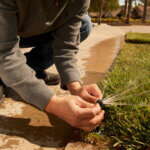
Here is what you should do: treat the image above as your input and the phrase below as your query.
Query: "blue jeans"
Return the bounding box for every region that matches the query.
[20,14,92,74]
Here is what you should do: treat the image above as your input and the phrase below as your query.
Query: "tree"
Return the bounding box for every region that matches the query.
[124,0,128,17]
[103,0,119,14]
[89,0,100,12]
[134,0,137,6]
[142,0,148,23]
[98,0,103,25]
[89,0,119,13]
[126,0,132,23]
[140,0,145,4]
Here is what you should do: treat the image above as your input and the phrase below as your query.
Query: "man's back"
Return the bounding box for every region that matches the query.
[0,0,89,37]
[16,0,68,37]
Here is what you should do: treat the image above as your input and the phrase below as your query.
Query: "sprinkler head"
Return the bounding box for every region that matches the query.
[96,99,103,109]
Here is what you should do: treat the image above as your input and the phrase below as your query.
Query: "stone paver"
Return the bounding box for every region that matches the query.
[65,142,98,150]
[0,23,128,149]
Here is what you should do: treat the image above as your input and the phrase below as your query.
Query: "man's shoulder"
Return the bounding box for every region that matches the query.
[67,0,90,14]
[0,0,16,7]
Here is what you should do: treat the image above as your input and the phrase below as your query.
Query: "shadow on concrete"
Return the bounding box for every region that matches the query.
[0,113,80,148]
[2,86,81,148]
[2,88,80,148]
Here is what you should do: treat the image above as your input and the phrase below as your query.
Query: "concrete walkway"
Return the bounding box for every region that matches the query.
[0,24,128,150]
[118,25,150,33]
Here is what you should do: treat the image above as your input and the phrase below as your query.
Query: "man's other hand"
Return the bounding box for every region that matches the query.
[67,82,103,104]
[45,95,104,131]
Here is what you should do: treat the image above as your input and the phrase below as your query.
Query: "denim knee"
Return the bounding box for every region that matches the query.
[80,13,93,42]
[24,42,54,72]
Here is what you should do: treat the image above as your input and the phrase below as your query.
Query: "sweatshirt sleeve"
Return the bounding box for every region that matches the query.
[0,1,55,110]
[52,0,90,89]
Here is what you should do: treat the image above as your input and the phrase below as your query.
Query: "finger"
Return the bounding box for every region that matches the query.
[91,84,103,99]
[80,125,98,132]
[79,110,104,127]
[83,92,98,103]
[79,112,104,131]
[78,98,95,108]
[98,110,105,115]
[79,103,102,119]
[79,123,99,132]
[84,123,100,132]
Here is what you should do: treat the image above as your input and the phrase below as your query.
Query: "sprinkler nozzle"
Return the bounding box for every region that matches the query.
[96,99,103,109]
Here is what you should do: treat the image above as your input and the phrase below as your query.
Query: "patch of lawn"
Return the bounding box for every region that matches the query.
[126,32,150,44]
[82,33,150,149]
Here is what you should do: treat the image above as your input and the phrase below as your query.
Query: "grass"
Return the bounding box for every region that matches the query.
[126,33,150,44]
[82,33,150,150]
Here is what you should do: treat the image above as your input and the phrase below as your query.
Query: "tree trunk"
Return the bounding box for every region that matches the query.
[134,0,137,6]
[126,0,132,24]
[124,0,128,17]
[98,0,102,25]
[142,0,148,23]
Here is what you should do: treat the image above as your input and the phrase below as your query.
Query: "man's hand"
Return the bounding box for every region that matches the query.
[45,95,104,131]
[67,82,103,104]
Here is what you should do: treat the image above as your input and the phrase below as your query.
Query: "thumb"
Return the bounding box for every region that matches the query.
[90,84,103,99]
[84,92,98,103]
[78,98,95,108]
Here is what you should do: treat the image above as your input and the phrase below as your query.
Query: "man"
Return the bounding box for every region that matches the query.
[0,0,104,131]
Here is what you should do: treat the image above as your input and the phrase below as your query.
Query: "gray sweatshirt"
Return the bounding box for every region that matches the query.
[0,0,90,110]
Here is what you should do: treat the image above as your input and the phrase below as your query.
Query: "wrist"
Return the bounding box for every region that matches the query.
[66,81,82,95]
[45,95,62,115]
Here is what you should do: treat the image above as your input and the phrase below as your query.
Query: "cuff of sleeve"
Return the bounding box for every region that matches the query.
[60,70,81,90]
[30,86,55,110]
[13,81,55,111]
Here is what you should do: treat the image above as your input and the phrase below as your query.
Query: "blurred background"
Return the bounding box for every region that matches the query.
[88,0,150,25]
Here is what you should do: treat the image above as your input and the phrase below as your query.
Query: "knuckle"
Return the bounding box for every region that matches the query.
[91,109,96,117]
[90,121,95,126]
[90,120,97,126]
[75,110,80,118]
